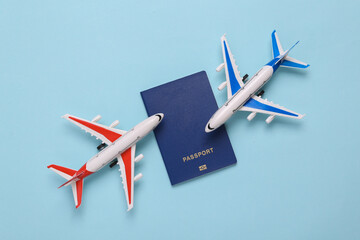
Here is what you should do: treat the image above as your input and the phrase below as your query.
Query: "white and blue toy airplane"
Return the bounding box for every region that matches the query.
[205,31,309,132]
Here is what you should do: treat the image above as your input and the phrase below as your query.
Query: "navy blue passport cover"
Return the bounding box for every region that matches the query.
[141,71,237,185]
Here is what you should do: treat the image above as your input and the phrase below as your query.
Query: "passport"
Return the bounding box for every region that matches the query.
[141,71,237,185]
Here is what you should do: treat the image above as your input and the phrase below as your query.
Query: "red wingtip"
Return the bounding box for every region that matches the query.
[47,164,53,169]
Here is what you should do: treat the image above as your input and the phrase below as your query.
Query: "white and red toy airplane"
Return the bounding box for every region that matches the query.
[48,113,164,210]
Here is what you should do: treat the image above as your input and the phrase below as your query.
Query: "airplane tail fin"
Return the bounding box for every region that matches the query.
[47,164,84,208]
[271,30,310,69]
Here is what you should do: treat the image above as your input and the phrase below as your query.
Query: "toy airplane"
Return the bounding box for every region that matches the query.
[48,113,164,210]
[205,31,309,132]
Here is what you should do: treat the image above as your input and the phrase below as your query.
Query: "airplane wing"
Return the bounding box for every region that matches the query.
[239,95,304,123]
[63,114,126,145]
[216,35,245,100]
[116,145,136,211]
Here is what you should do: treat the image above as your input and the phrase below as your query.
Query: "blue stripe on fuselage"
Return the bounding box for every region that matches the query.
[223,41,241,95]
[266,57,281,72]
[243,97,298,117]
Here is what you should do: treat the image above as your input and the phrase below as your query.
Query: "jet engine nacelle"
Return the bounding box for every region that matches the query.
[109,120,120,128]
[218,81,227,91]
[265,115,275,124]
[247,112,257,121]
[134,154,144,163]
[92,115,102,122]
[242,74,249,82]
[216,63,225,72]
[134,173,143,182]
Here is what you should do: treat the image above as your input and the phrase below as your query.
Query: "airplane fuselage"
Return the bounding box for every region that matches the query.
[206,61,280,132]
[78,114,163,176]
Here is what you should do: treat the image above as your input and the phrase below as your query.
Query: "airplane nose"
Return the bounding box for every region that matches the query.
[155,113,164,122]
[205,122,215,133]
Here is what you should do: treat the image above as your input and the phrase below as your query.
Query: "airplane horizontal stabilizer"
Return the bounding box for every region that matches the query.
[281,56,310,69]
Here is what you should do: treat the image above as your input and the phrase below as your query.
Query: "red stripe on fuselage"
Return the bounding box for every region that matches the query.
[69,116,122,142]
[76,163,94,179]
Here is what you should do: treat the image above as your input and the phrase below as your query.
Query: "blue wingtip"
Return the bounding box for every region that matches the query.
[300,64,310,69]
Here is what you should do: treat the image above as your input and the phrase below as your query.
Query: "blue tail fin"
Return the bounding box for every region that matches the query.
[272,30,310,69]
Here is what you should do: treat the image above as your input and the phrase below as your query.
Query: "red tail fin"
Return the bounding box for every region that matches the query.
[48,164,84,208]
[57,176,77,189]
[57,171,85,188]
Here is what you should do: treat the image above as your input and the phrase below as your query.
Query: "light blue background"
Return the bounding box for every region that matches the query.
[0,0,359,239]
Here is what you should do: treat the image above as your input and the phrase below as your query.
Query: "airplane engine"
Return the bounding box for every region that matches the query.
[97,143,107,151]
[109,159,118,168]
[247,112,257,121]
[216,63,225,72]
[134,173,143,182]
[242,74,249,81]
[92,115,102,122]
[265,115,275,124]
[109,120,120,128]
[134,154,144,163]
[257,90,265,97]
[218,81,227,91]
